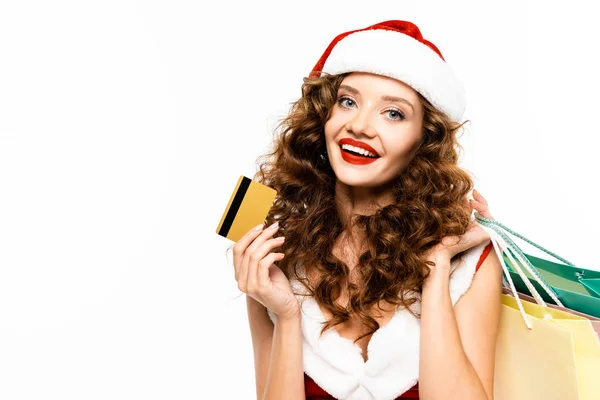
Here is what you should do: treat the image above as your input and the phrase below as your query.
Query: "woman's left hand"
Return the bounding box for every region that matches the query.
[470,189,494,220]
[424,190,494,269]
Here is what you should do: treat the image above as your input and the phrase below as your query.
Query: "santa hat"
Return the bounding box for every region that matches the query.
[309,20,466,122]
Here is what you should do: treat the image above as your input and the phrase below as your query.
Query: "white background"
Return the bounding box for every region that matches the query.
[1,1,598,399]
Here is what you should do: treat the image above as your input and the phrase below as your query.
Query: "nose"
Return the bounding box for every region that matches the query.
[344,107,376,137]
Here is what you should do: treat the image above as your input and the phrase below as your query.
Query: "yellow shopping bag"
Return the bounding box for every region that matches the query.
[475,214,600,399]
[494,294,600,399]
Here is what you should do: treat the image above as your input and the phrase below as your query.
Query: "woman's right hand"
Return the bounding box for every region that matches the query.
[233,222,300,321]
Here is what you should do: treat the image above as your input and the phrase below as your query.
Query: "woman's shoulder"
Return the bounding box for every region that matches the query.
[448,240,494,305]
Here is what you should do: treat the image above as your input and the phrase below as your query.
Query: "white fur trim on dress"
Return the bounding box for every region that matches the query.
[318,29,466,122]
[267,238,491,399]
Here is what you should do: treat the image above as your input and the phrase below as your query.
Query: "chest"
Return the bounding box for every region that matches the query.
[309,242,399,363]
[317,296,398,363]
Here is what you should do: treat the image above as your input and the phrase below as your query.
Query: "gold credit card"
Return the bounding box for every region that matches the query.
[216,175,278,242]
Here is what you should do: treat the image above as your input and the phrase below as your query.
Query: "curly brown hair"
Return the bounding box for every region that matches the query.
[249,72,475,344]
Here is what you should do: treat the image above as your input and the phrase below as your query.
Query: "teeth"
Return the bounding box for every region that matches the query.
[341,144,378,158]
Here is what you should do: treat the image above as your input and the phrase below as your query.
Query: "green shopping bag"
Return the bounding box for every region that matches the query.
[474,214,600,318]
[506,267,600,318]
[505,251,600,295]
[583,279,600,296]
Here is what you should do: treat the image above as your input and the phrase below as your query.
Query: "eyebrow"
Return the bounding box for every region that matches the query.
[338,84,415,113]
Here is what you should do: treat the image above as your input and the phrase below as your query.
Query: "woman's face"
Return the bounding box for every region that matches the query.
[324,72,425,188]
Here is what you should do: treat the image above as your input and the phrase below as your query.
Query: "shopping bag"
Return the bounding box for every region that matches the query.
[499,294,600,399]
[475,213,600,399]
[475,214,600,317]
[506,268,600,318]
[494,294,580,399]
[502,251,600,317]
[503,251,600,297]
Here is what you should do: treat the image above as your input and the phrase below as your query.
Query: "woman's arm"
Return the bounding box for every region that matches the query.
[246,295,275,398]
[418,247,503,400]
[246,295,305,400]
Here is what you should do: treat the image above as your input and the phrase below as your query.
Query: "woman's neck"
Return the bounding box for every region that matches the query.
[334,179,396,225]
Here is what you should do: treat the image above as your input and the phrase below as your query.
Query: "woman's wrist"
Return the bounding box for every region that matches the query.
[423,258,452,290]
[275,306,301,324]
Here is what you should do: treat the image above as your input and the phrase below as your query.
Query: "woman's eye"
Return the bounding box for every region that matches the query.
[337,96,405,121]
[338,97,355,108]
[386,109,405,121]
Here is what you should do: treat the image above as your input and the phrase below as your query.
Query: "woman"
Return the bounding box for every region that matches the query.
[232,20,503,400]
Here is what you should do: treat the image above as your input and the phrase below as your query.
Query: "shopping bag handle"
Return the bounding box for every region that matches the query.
[474,214,577,267]
[474,213,566,305]
[474,213,565,329]
[475,221,537,329]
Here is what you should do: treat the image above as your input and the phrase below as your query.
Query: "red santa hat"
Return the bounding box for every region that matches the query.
[309,20,466,122]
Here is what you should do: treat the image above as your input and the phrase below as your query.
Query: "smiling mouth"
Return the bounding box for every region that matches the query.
[339,145,380,165]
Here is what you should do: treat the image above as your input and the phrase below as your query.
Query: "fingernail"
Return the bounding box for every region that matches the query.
[253,224,264,231]
[269,221,279,229]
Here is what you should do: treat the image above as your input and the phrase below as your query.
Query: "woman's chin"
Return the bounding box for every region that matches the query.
[333,171,383,188]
